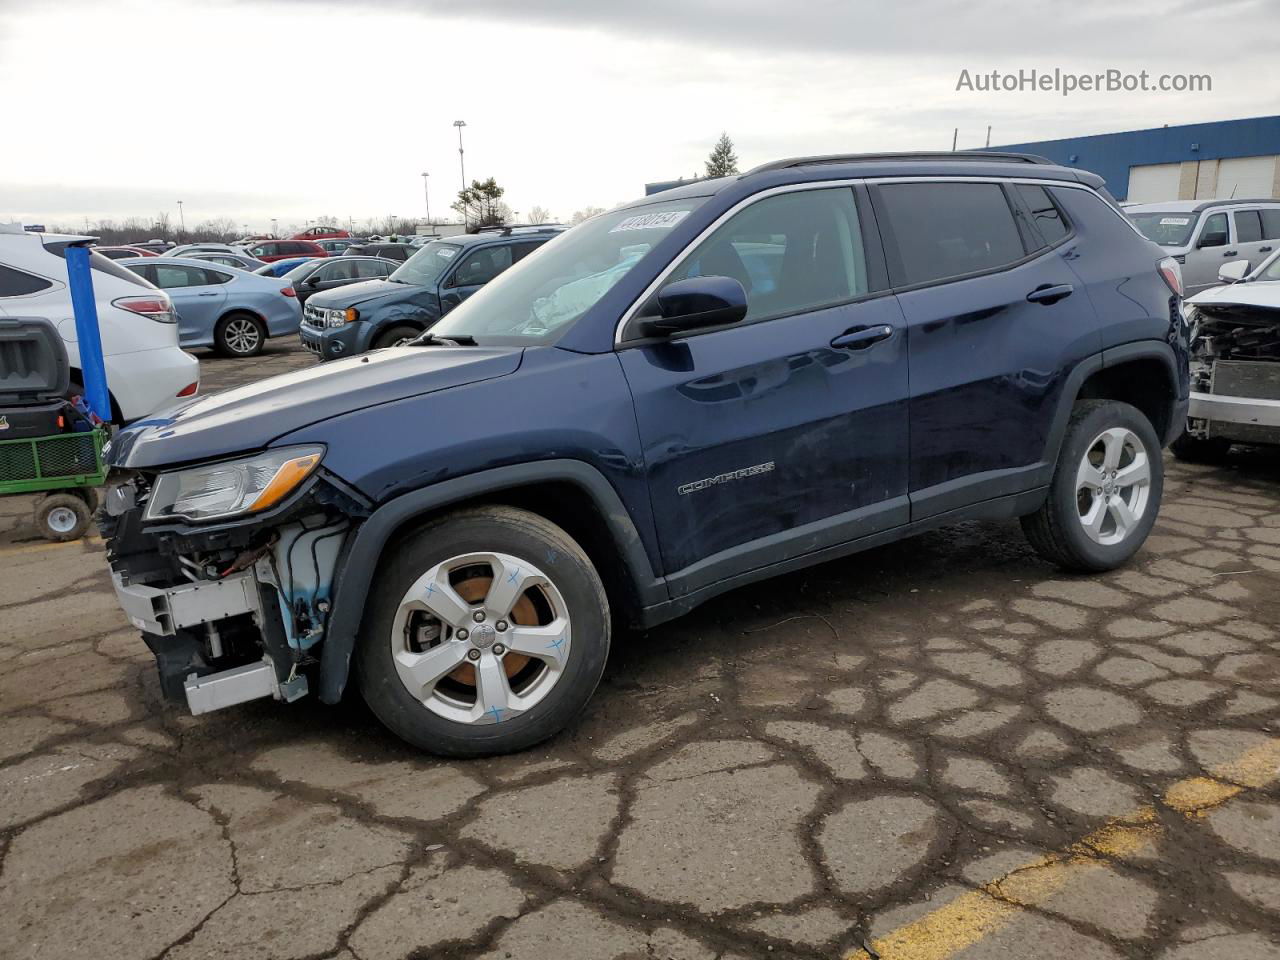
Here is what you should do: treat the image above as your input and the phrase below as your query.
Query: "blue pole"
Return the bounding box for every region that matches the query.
[64,245,111,421]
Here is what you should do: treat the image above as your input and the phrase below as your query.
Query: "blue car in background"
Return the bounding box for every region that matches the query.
[120,257,303,357]
[254,256,316,278]
[300,227,563,359]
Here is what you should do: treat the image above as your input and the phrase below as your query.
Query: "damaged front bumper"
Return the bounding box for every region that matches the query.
[104,469,367,717]
[112,569,310,714]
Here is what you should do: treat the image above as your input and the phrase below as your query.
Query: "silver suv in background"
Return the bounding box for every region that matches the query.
[1127,199,1280,296]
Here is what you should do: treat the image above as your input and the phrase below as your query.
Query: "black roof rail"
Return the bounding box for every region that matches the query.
[745,151,1054,176]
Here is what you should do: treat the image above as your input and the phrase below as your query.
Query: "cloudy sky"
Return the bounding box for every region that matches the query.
[0,0,1274,232]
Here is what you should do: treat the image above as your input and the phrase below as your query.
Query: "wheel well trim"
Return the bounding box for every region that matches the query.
[317,458,663,703]
[1045,340,1180,465]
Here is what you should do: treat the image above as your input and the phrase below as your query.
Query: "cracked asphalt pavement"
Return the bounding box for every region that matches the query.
[2,342,1280,959]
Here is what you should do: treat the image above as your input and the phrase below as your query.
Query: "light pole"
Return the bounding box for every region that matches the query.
[421,171,431,225]
[176,200,185,240]
[271,218,278,237]
[453,120,467,227]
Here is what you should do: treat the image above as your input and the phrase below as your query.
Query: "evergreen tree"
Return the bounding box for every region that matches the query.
[705,133,740,178]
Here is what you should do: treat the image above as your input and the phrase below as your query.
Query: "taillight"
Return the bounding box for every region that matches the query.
[176,381,199,397]
[114,295,176,323]
[281,286,296,297]
[1157,257,1183,298]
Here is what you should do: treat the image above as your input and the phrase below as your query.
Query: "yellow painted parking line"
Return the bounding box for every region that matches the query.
[847,738,1280,960]
[0,536,103,557]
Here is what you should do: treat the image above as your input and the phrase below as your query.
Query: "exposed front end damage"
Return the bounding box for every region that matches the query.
[102,469,367,715]
[1184,301,1280,445]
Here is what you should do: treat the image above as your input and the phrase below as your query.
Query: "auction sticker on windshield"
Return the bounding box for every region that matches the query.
[1160,217,1191,225]
[610,211,690,233]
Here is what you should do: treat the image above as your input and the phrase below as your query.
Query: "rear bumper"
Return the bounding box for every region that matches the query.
[109,347,200,421]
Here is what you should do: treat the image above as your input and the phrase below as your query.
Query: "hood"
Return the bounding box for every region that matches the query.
[1186,280,1280,312]
[108,345,523,469]
[308,278,421,310]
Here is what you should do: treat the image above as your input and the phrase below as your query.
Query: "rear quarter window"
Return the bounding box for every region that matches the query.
[0,264,54,297]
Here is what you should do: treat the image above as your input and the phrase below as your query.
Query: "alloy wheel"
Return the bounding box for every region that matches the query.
[390,552,571,725]
[224,317,262,355]
[1075,427,1151,545]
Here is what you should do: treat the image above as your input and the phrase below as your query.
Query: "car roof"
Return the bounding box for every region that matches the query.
[120,256,251,271]
[630,151,1101,209]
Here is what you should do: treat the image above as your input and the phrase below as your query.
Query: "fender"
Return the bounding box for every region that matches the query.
[318,458,664,703]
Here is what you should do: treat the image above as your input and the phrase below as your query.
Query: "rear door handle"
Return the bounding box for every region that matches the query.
[196,291,220,297]
[1026,283,1073,305]
[1261,246,1273,253]
[830,325,894,350]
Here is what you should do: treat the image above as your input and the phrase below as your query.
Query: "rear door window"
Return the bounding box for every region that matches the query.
[877,182,1027,286]
[1260,209,1280,240]
[1235,209,1264,243]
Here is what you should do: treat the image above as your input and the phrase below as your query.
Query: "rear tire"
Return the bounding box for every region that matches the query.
[357,506,610,756]
[371,325,420,349]
[34,493,92,542]
[214,312,265,357]
[1021,400,1163,572]
[1169,432,1231,464]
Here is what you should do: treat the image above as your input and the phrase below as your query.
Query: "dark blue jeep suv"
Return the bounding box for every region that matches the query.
[102,152,1188,756]
[299,227,563,360]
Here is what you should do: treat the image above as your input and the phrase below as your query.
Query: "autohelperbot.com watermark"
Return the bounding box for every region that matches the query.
[956,68,1211,97]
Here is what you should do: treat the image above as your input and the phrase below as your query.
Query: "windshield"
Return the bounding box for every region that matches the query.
[430,198,707,345]
[388,241,462,286]
[1128,211,1199,247]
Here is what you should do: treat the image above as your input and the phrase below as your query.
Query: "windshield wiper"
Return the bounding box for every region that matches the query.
[415,333,476,346]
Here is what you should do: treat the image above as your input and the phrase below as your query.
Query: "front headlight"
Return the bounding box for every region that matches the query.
[327,307,358,328]
[145,446,324,522]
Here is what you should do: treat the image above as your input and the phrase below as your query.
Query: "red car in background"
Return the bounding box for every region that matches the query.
[290,225,350,240]
[242,239,328,262]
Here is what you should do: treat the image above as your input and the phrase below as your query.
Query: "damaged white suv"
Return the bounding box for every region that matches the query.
[1174,250,1280,461]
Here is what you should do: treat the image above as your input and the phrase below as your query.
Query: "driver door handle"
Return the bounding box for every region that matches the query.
[1223,250,1238,257]
[1026,283,1073,305]
[830,325,894,350]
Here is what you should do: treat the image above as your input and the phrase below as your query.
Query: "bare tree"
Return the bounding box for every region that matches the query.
[527,205,554,224]
[570,206,606,225]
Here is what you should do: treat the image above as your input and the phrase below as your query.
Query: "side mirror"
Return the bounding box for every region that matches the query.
[1218,259,1250,283]
[306,275,322,287]
[639,276,748,337]
[1198,231,1228,249]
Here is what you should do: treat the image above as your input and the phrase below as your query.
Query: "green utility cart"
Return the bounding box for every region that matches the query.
[0,313,108,542]
[0,426,107,540]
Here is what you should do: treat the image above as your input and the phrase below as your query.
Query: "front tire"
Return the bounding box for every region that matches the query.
[357,506,610,756]
[371,324,421,350]
[1021,400,1163,572]
[214,313,265,357]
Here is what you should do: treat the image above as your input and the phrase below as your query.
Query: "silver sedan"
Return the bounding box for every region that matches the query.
[118,257,302,357]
